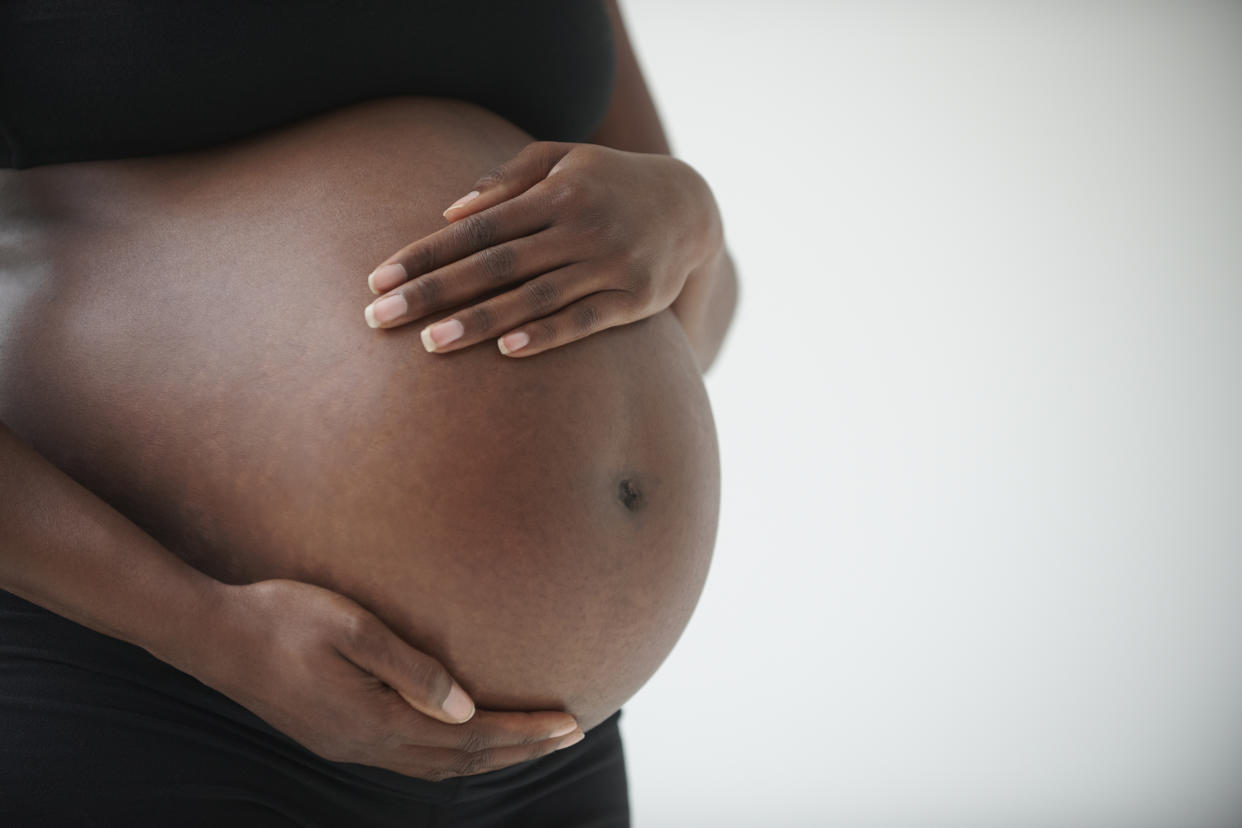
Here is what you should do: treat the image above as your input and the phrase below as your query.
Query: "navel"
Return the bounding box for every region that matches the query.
[617,477,643,512]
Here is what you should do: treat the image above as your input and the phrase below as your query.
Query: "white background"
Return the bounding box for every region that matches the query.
[613,2,1242,826]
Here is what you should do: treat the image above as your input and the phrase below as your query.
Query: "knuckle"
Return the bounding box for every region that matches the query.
[453,750,492,778]
[475,162,507,189]
[465,302,497,334]
[402,654,449,697]
[631,279,656,309]
[530,140,564,167]
[617,248,643,281]
[456,728,492,754]
[407,242,437,277]
[523,277,560,313]
[572,300,602,334]
[545,180,578,210]
[475,244,518,285]
[339,610,376,652]
[620,256,654,303]
[412,274,444,309]
[458,213,497,250]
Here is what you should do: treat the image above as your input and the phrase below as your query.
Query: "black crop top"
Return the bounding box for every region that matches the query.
[0,0,616,170]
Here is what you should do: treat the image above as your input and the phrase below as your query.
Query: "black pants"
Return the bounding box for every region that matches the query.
[0,588,629,827]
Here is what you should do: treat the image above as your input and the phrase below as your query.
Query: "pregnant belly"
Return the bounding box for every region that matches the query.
[0,97,720,732]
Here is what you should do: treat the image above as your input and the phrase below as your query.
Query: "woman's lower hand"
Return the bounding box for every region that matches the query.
[194,578,583,781]
[362,141,722,357]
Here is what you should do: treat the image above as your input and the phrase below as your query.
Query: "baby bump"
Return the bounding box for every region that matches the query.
[0,97,720,732]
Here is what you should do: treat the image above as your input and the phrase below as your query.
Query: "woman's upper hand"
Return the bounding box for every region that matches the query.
[362,141,722,357]
[195,578,583,781]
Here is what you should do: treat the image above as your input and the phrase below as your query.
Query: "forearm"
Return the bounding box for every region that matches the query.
[0,420,227,675]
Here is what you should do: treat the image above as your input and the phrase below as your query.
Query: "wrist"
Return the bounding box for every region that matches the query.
[140,573,237,680]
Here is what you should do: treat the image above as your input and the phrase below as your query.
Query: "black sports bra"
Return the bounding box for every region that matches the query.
[0,0,616,169]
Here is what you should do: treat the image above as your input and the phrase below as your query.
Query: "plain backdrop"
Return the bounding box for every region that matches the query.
[611,2,1242,827]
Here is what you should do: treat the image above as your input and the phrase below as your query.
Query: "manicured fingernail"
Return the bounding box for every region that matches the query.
[497,331,530,355]
[420,318,464,351]
[556,730,585,751]
[365,294,408,327]
[548,720,579,739]
[443,684,475,723]
[367,263,407,295]
[442,190,480,217]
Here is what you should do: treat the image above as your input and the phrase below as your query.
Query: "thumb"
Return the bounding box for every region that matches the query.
[442,140,575,221]
[338,612,477,724]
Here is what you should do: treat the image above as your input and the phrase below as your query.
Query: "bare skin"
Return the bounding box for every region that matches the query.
[0,0,737,781]
[0,95,721,772]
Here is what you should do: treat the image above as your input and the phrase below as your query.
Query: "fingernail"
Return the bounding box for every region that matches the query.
[442,190,480,217]
[365,294,408,328]
[421,319,464,352]
[368,263,407,295]
[556,730,585,751]
[443,684,475,723]
[548,720,578,739]
[497,331,530,355]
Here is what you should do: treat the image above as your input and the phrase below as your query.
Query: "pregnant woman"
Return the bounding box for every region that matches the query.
[0,1,737,826]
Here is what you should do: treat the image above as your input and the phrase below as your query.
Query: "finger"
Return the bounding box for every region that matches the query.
[335,612,476,725]
[366,188,554,297]
[389,708,581,752]
[440,141,575,222]
[496,290,636,358]
[366,228,579,331]
[418,261,603,353]
[402,729,586,781]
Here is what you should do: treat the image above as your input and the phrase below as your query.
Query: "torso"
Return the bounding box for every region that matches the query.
[0,96,720,732]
